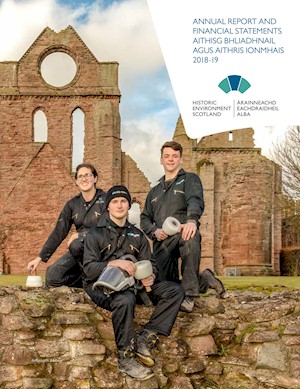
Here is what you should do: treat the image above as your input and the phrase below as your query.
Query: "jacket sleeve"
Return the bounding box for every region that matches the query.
[39,202,73,262]
[83,228,108,283]
[140,191,158,239]
[185,173,205,223]
[137,232,158,278]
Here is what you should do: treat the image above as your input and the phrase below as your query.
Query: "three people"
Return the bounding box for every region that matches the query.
[141,141,225,312]
[26,146,224,379]
[82,185,184,380]
[27,163,106,287]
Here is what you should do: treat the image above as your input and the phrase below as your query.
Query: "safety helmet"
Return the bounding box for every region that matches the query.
[92,266,135,295]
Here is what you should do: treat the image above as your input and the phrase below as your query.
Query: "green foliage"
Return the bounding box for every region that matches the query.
[280,249,300,276]
[217,344,229,356]
[220,276,300,291]
[0,275,299,292]
[235,323,256,345]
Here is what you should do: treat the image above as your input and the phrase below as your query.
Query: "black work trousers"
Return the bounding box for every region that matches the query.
[152,230,201,297]
[85,280,185,350]
[45,253,82,288]
[45,238,84,288]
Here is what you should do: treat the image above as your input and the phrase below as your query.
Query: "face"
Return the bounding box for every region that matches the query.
[75,167,97,192]
[160,147,182,174]
[108,197,130,223]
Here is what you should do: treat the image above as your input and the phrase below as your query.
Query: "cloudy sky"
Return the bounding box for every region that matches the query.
[0,0,286,185]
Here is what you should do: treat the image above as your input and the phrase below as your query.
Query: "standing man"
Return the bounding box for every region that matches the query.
[27,163,106,287]
[83,185,185,381]
[141,141,225,313]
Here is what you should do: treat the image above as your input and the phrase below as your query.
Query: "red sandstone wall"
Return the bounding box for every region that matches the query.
[0,144,77,274]
[0,27,150,274]
[173,120,282,276]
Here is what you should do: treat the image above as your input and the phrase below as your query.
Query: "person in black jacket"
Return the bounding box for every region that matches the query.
[83,185,184,381]
[141,141,225,313]
[27,163,106,288]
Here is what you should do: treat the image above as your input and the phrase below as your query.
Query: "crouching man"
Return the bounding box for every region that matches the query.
[83,185,185,381]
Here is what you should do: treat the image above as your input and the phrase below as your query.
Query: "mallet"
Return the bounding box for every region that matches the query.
[162,216,181,235]
[134,260,153,292]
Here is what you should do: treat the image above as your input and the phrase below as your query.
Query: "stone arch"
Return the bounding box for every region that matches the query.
[196,158,214,176]
[72,107,85,172]
[33,108,48,142]
[0,26,152,275]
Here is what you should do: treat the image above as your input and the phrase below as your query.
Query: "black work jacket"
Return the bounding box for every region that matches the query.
[39,189,106,262]
[82,216,158,288]
[140,169,204,239]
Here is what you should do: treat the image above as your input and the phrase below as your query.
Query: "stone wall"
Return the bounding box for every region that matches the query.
[0,286,299,389]
[173,117,282,276]
[0,26,150,275]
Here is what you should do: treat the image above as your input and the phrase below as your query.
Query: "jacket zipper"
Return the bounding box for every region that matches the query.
[130,244,139,253]
[100,244,111,254]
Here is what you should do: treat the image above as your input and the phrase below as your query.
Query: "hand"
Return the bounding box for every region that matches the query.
[67,233,79,247]
[141,274,155,288]
[27,257,42,274]
[154,228,168,241]
[108,259,137,276]
[179,221,197,241]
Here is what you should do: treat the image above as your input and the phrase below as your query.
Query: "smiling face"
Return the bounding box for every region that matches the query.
[160,147,183,179]
[108,197,130,226]
[75,166,97,194]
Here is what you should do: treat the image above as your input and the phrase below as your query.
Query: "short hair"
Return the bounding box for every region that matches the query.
[160,141,183,157]
[75,163,98,180]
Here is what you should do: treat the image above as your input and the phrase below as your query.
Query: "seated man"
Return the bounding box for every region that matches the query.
[83,185,185,381]
[27,163,106,287]
[141,141,225,313]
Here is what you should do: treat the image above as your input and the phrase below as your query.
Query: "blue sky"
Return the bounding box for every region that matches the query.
[0,0,285,185]
[0,0,179,184]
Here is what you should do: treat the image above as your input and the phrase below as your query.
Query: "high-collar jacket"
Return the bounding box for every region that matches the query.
[39,188,106,262]
[82,216,158,287]
[140,168,204,239]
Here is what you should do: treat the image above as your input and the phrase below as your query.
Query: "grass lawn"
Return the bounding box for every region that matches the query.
[0,275,45,287]
[220,276,300,291]
[0,275,299,291]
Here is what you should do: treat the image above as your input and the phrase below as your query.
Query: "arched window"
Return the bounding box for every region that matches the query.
[33,109,48,142]
[72,108,85,172]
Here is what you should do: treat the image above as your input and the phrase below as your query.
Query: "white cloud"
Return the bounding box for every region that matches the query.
[0,0,82,60]
[253,125,289,160]
[4,1,283,186]
[121,118,167,185]
[78,0,164,78]
[0,0,178,186]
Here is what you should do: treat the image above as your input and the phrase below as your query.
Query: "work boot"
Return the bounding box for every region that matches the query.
[180,296,195,313]
[201,269,226,298]
[136,330,159,367]
[118,350,154,380]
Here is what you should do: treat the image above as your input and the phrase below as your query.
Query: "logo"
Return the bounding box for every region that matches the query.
[127,232,140,238]
[218,75,251,94]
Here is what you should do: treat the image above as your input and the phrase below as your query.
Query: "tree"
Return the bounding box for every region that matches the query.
[272,125,300,198]
[272,125,300,248]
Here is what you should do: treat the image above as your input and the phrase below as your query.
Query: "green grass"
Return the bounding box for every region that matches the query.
[220,276,300,290]
[0,275,298,290]
[0,275,45,287]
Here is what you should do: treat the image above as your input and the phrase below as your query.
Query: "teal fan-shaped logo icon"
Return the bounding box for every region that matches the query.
[218,75,251,93]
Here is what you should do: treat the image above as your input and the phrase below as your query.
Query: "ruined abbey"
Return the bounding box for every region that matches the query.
[0,26,281,276]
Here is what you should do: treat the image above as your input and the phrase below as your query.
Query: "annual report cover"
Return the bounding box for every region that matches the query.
[147,0,299,146]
